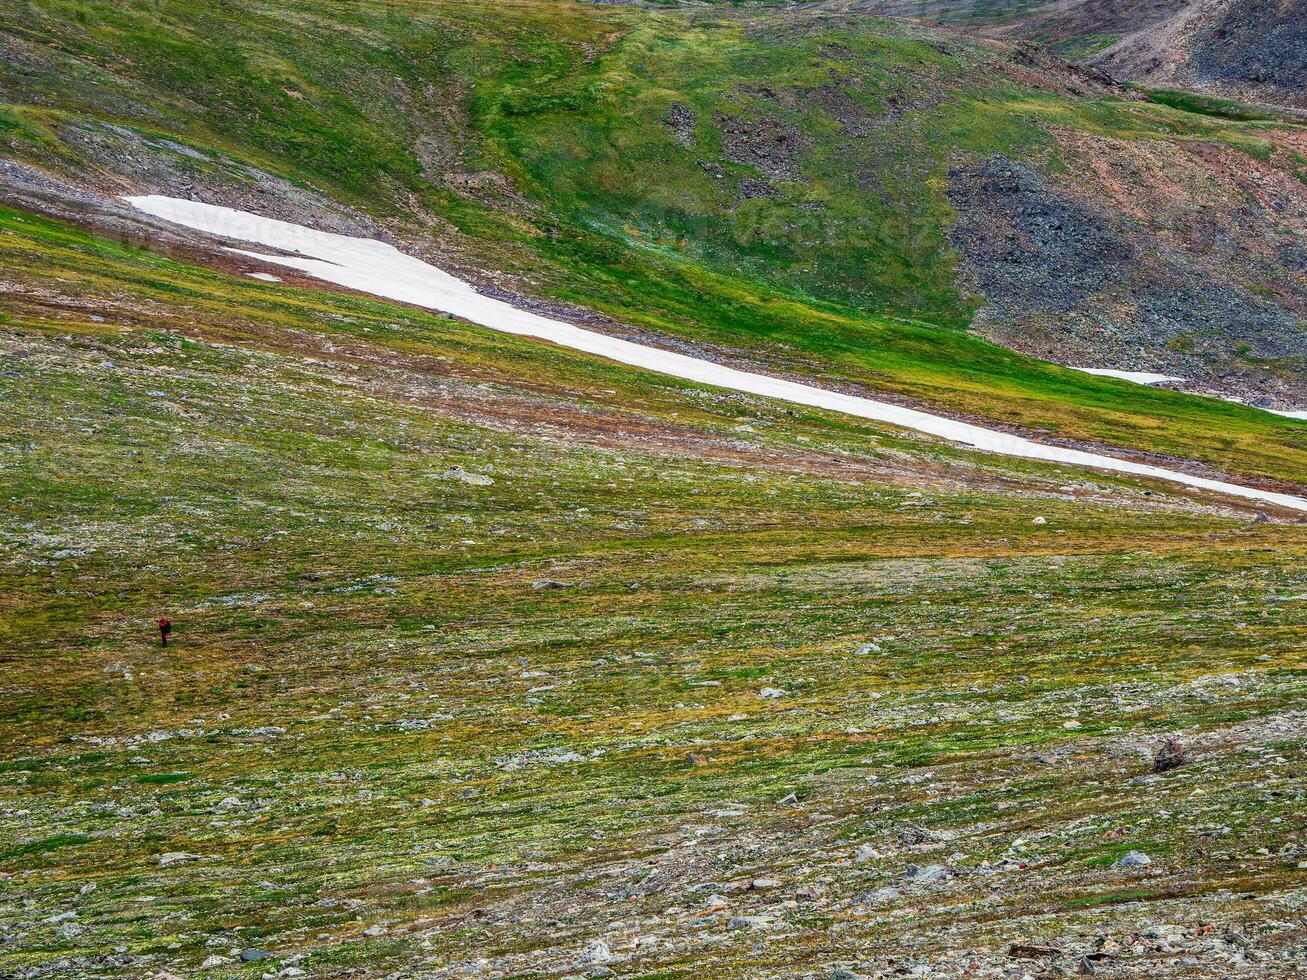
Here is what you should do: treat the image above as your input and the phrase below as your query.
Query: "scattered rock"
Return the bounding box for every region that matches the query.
[157,852,202,866]
[901,863,952,886]
[239,948,273,962]
[1009,943,1063,959]
[758,687,787,699]
[581,940,613,964]
[853,886,901,904]
[665,103,696,147]
[713,111,806,179]
[1115,850,1153,868]
[739,177,776,200]
[441,467,494,486]
[1152,738,1186,773]
[532,579,569,590]
[854,844,883,863]
[896,823,939,846]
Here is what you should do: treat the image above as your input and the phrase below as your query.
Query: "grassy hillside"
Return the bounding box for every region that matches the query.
[4,0,1301,313]
[2,0,1307,490]
[3,194,1307,979]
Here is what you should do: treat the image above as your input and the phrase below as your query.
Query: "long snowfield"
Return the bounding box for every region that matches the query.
[127,196,1307,513]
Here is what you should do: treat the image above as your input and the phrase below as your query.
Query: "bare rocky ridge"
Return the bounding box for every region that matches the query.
[1044,0,1307,111]
[947,153,1307,405]
[858,0,1307,110]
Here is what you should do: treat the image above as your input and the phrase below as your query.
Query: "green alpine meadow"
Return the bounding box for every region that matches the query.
[1,0,1305,977]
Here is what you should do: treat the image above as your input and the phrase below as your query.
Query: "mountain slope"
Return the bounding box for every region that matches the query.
[2,0,1306,417]
[4,191,1307,980]
[5,4,1307,978]
[1086,0,1307,110]
[867,0,1307,110]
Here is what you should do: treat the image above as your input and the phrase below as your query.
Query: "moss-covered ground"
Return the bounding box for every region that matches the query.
[1,192,1306,977]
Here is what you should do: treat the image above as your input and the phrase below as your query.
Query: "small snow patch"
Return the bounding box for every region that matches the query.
[1071,367,1185,386]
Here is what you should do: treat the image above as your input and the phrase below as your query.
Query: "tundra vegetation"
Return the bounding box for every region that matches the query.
[1,1,1305,977]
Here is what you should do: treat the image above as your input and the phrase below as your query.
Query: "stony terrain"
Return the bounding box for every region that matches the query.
[1016,0,1307,111]
[947,148,1307,405]
[857,0,1307,110]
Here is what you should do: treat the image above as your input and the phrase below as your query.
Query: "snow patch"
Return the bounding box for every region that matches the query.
[1071,367,1186,386]
[123,196,1307,513]
[245,271,282,282]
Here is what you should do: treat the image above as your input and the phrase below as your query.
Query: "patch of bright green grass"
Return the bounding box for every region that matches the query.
[1142,86,1294,123]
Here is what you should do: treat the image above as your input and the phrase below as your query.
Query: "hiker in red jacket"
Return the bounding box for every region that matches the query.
[158,615,172,647]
